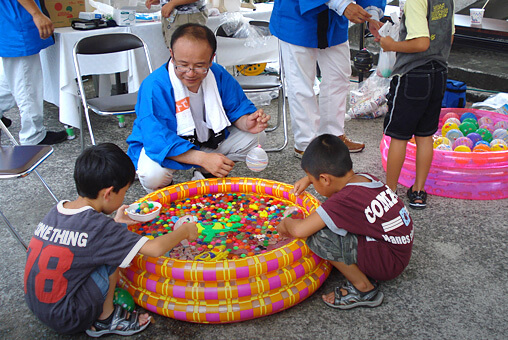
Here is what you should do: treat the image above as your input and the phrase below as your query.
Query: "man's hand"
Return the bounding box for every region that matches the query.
[145,0,160,9]
[368,18,383,41]
[201,153,235,177]
[344,3,372,24]
[32,12,54,39]
[235,109,270,134]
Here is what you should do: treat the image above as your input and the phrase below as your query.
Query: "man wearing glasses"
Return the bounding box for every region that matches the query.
[127,23,270,193]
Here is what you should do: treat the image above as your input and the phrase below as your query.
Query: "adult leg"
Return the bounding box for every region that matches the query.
[385,138,408,192]
[413,136,434,192]
[0,59,17,124]
[136,148,176,193]
[2,55,46,145]
[280,41,318,152]
[316,42,351,137]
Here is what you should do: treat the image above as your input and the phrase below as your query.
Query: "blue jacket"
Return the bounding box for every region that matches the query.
[127,62,257,170]
[270,0,385,48]
[0,0,54,57]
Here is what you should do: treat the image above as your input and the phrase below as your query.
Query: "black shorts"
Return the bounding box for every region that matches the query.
[383,61,448,140]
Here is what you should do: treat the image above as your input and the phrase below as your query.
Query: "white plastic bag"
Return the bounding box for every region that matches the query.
[219,13,269,48]
[376,12,400,78]
[347,72,390,119]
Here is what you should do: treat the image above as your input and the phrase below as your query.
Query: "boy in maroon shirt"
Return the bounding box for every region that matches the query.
[277,134,413,309]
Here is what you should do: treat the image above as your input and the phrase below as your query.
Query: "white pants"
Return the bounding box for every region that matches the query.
[280,41,351,151]
[0,54,46,145]
[137,126,265,192]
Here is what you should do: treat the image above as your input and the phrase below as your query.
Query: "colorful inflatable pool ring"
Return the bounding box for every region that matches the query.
[118,177,332,323]
[380,108,508,200]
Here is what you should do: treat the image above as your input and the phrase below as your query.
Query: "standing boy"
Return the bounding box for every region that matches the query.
[380,0,454,209]
[24,143,198,336]
[277,134,413,309]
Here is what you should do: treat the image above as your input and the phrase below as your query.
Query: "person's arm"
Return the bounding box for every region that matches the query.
[160,0,200,17]
[17,0,54,39]
[169,149,235,177]
[277,211,326,239]
[380,35,429,53]
[139,222,198,257]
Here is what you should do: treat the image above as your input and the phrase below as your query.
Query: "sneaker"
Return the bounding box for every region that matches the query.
[294,148,304,159]
[1,116,12,128]
[38,130,68,145]
[323,280,384,310]
[339,135,365,153]
[407,186,427,210]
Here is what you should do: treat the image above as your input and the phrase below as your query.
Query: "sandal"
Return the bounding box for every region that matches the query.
[407,186,427,210]
[86,304,151,338]
[323,280,384,310]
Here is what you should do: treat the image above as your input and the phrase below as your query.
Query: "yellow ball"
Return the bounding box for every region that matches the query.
[433,136,452,149]
[441,122,459,137]
[454,145,471,152]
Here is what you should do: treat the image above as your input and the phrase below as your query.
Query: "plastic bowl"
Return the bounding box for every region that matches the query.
[126,201,162,222]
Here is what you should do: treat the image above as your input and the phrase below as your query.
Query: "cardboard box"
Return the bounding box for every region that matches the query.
[46,0,86,28]
[113,8,136,26]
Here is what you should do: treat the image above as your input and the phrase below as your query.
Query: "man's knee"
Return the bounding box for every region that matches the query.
[137,164,174,192]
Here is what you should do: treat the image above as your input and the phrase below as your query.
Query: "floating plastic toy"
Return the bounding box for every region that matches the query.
[118,178,331,323]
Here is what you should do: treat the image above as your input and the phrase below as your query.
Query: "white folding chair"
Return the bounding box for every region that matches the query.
[73,32,153,151]
[215,20,288,152]
[0,120,58,250]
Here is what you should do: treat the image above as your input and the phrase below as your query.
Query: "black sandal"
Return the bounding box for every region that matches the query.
[86,305,150,338]
[407,186,427,210]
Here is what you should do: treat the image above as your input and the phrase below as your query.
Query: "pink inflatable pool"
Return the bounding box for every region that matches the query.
[380,108,508,200]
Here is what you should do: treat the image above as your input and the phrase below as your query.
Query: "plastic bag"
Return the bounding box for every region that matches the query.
[376,12,400,78]
[347,72,390,119]
[219,12,269,48]
[471,93,508,115]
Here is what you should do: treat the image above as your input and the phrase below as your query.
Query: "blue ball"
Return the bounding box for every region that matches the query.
[460,112,477,122]
[474,140,490,147]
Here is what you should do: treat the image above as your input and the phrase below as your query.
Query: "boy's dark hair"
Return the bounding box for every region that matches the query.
[74,143,136,199]
[301,134,353,178]
[170,23,217,56]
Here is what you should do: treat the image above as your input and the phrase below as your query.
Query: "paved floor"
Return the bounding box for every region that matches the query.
[1,85,507,340]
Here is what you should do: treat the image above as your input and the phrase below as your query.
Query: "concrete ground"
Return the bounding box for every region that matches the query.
[1,84,507,339]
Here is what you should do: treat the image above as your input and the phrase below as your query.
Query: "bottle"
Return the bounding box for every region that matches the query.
[65,125,76,140]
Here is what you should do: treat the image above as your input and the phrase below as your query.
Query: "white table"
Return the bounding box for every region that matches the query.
[40,3,274,129]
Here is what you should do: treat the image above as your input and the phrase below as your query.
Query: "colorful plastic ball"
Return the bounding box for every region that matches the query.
[433,136,452,149]
[454,145,471,152]
[444,117,461,127]
[479,124,495,133]
[246,145,268,172]
[491,143,508,151]
[445,129,464,143]
[458,121,477,136]
[435,143,452,151]
[113,288,135,312]
[490,138,508,147]
[452,137,474,150]
[460,112,477,122]
[492,128,508,143]
[466,132,482,145]
[442,112,460,123]
[494,121,508,130]
[476,128,493,143]
[462,118,479,129]
[441,122,459,136]
[474,140,490,147]
[473,144,491,152]
[478,116,493,127]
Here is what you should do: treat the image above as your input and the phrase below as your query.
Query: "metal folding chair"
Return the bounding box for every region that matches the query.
[215,20,288,152]
[73,32,153,151]
[0,120,58,250]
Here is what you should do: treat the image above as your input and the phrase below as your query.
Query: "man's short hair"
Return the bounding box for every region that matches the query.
[74,143,136,199]
[170,23,217,56]
[301,134,353,178]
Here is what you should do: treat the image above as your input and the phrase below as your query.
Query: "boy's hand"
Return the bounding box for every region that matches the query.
[380,36,396,52]
[114,205,138,226]
[184,222,199,242]
[276,219,291,238]
[291,176,311,196]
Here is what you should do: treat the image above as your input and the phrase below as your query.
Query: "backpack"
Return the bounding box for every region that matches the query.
[442,79,467,108]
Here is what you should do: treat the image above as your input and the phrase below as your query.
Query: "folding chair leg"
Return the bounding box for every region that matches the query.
[0,209,28,250]
[265,88,288,152]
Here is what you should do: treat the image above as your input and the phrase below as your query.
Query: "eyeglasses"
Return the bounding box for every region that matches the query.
[174,65,209,74]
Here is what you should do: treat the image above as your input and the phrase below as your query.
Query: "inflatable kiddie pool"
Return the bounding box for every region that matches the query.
[118,177,332,323]
[380,108,508,200]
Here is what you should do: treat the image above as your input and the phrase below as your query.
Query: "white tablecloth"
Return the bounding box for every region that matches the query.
[40,3,274,128]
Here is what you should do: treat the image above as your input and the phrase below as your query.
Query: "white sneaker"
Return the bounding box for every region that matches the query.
[191,170,206,181]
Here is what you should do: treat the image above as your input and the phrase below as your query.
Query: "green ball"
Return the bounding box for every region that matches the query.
[462,118,479,129]
[476,128,493,143]
[113,287,135,312]
[459,121,477,136]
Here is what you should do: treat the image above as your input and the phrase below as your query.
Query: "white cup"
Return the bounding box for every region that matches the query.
[470,8,485,25]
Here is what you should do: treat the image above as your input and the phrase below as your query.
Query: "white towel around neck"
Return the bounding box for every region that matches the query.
[168,61,231,137]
